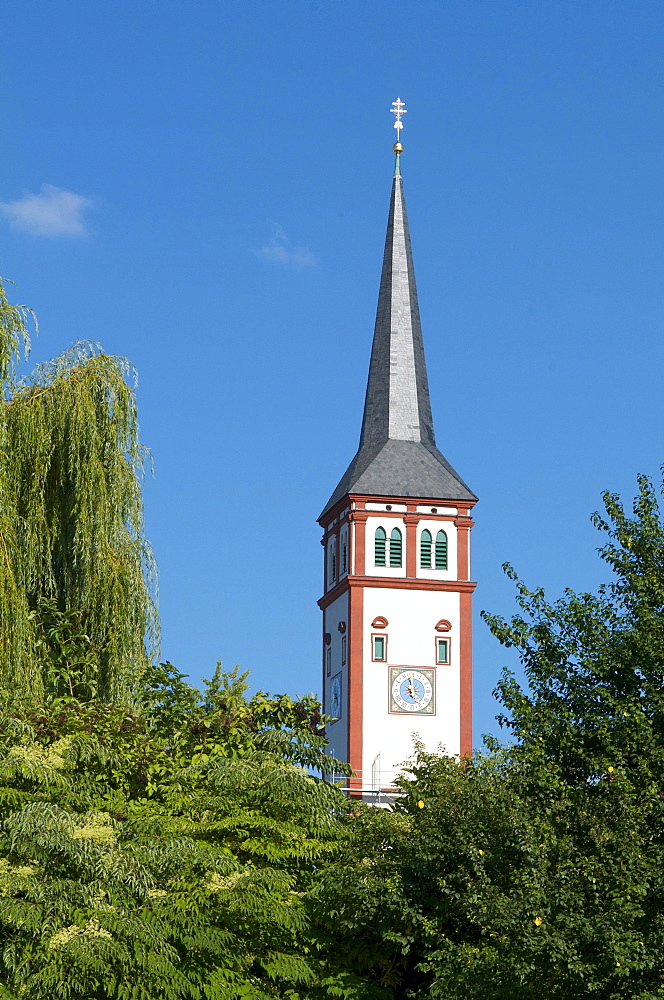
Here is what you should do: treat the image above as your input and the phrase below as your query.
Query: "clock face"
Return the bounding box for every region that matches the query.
[330,673,342,719]
[389,668,435,715]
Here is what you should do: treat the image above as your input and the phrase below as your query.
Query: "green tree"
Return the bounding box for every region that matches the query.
[0,278,157,705]
[0,667,359,1000]
[310,472,664,999]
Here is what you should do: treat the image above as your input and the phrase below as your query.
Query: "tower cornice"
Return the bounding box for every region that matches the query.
[318,574,477,611]
[319,492,477,529]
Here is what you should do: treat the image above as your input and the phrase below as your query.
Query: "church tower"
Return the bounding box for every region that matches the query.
[318,101,477,797]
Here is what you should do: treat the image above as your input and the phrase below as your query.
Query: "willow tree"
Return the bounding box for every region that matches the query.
[0,278,157,706]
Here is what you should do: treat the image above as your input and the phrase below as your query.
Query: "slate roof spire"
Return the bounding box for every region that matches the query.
[320,127,476,518]
[359,154,435,452]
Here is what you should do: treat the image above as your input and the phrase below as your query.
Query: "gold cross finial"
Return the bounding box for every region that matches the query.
[390,97,407,134]
[391,97,406,161]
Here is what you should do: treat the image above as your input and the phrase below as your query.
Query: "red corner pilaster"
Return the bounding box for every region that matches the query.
[347,584,364,792]
[455,513,474,581]
[404,512,419,578]
[459,590,473,758]
[350,510,368,577]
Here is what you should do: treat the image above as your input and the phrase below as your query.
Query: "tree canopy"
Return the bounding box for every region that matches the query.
[311,472,664,999]
[0,664,358,1000]
[0,278,157,705]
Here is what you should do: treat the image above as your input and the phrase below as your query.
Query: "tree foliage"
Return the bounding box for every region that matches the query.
[0,666,357,1000]
[0,278,157,705]
[307,472,664,999]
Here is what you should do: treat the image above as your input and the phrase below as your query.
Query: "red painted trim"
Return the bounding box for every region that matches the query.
[456,519,473,581]
[346,520,354,579]
[459,591,473,758]
[318,575,476,609]
[371,633,388,661]
[318,578,350,610]
[319,493,477,527]
[351,512,367,577]
[371,616,389,628]
[348,585,364,791]
[405,513,419,578]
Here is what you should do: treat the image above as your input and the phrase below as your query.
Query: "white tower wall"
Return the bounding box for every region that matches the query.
[361,587,461,790]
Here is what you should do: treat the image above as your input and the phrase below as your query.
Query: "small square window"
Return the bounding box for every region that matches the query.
[326,646,332,676]
[372,635,387,661]
[436,638,450,664]
[341,635,347,664]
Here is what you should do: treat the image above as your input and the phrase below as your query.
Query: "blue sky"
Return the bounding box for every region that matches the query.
[2,0,664,746]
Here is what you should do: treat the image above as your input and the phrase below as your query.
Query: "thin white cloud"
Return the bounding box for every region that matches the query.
[0,184,93,237]
[259,225,316,269]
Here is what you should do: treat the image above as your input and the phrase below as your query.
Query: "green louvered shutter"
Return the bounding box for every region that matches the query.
[435,530,448,569]
[374,527,386,566]
[390,527,402,567]
[420,529,432,568]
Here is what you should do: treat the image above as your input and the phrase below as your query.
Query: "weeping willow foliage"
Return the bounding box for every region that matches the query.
[0,278,158,705]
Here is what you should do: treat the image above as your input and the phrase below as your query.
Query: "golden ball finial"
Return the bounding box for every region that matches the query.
[393,141,403,154]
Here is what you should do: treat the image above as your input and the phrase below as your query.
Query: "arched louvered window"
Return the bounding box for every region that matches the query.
[435,530,448,570]
[374,526,386,566]
[420,529,432,568]
[341,531,348,575]
[390,527,403,567]
[328,538,337,586]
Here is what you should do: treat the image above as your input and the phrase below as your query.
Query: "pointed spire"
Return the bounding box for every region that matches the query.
[359,171,435,451]
[320,110,476,519]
